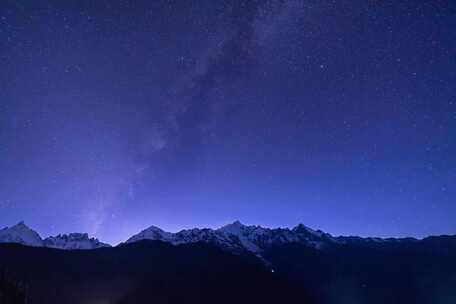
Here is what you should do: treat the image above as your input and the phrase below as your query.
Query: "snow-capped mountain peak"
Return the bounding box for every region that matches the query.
[292,224,326,238]
[43,233,111,250]
[217,220,249,235]
[0,222,110,250]
[126,225,174,243]
[0,221,43,247]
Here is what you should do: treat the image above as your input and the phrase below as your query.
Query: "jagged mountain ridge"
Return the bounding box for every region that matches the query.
[124,220,419,255]
[1,220,452,254]
[125,221,456,258]
[0,222,110,250]
[44,233,111,250]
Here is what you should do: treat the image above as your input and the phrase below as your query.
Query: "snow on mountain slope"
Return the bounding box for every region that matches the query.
[125,221,336,254]
[0,222,110,250]
[125,225,246,252]
[1,221,420,253]
[0,222,44,247]
[44,233,111,249]
[125,225,175,243]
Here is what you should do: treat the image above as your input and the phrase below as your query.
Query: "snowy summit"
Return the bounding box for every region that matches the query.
[0,222,110,250]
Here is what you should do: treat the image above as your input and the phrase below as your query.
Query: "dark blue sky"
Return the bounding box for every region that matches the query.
[1,0,455,245]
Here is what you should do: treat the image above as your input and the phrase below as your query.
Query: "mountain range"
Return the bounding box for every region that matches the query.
[0,220,440,255]
[0,222,110,250]
[1,221,456,304]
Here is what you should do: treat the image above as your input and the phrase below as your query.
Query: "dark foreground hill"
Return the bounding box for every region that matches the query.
[0,240,306,304]
[1,235,456,304]
[263,236,456,304]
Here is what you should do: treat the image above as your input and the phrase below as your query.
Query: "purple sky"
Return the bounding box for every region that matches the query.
[0,0,455,245]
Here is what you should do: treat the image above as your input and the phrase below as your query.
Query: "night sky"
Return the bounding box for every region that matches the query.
[1,0,455,245]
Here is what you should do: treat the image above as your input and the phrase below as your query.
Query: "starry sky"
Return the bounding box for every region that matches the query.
[0,0,455,245]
